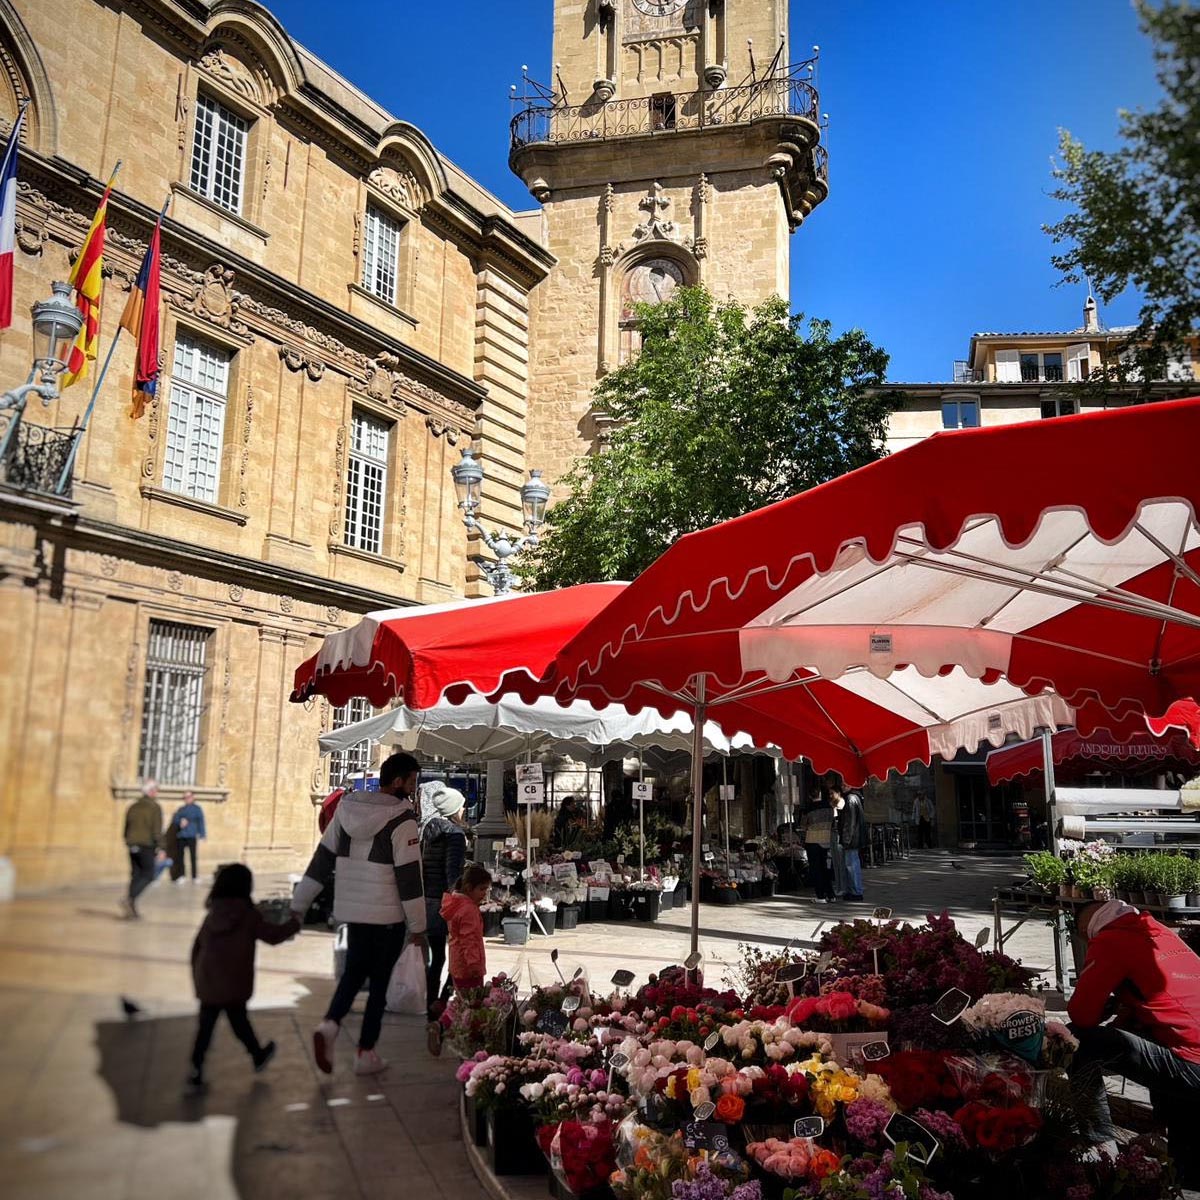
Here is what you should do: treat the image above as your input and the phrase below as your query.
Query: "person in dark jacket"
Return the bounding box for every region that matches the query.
[420,783,469,1023]
[187,863,299,1094]
[830,781,867,901]
[1068,900,1200,1188]
[172,792,207,883]
[122,781,163,919]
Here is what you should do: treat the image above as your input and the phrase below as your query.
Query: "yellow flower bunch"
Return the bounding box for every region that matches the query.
[810,1067,862,1119]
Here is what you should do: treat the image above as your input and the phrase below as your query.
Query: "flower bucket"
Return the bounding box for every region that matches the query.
[675,881,690,904]
[658,887,674,912]
[482,910,504,937]
[557,903,581,930]
[826,1030,889,1066]
[741,880,760,900]
[462,1090,488,1146]
[1166,893,1187,910]
[712,885,740,906]
[502,917,530,946]
[1187,892,1200,909]
[607,891,635,921]
[487,1105,545,1176]
[631,891,661,922]
[761,877,776,898]
[533,907,558,935]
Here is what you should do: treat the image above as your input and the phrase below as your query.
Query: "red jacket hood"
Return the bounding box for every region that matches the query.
[440,891,477,922]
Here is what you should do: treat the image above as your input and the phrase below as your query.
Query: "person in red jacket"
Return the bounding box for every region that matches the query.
[427,863,491,1056]
[1068,900,1200,1187]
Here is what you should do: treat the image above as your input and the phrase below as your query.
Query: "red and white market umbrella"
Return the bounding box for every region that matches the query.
[290,582,626,709]
[1145,697,1200,747]
[985,727,1200,786]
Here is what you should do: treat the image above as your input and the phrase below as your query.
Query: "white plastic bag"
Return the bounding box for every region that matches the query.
[385,942,427,1014]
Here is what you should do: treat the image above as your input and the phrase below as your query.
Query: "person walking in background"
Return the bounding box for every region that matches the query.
[187,863,300,1095]
[419,782,469,1032]
[800,797,834,903]
[915,790,936,849]
[828,784,848,901]
[292,752,427,1077]
[122,780,163,919]
[831,781,867,901]
[428,863,492,1056]
[173,791,206,883]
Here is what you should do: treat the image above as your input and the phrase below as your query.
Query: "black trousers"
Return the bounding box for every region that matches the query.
[1069,1023,1200,1188]
[128,846,156,902]
[805,843,832,900]
[177,838,198,879]
[326,922,406,1051]
[191,1003,262,1071]
[426,928,449,1018]
[917,819,934,849]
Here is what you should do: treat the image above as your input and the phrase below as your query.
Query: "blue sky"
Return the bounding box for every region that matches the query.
[270,0,1161,382]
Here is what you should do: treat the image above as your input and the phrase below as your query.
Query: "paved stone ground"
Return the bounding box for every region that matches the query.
[0,851,1065,1200]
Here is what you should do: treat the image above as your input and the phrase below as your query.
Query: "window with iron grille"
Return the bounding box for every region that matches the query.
[329,697,373,784]
[1040,397,1078,420]
[138,620,211,787]
[163,334,232,503]
[190,93,248,214]
[361,205,402,305]
[343,412,389,554]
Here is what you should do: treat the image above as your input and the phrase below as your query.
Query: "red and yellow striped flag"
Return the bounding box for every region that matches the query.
[61,168,117,389]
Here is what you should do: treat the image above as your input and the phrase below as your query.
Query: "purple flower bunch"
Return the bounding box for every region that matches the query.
[844,1098,893,1148]
[670,1163,763,1200]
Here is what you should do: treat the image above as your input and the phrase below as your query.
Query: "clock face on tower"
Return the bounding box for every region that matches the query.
[626,259,685,309]
[631,0,688,16]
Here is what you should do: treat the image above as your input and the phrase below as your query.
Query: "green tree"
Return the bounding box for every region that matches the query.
[1045,1,1199,382]
[524,287,893,588]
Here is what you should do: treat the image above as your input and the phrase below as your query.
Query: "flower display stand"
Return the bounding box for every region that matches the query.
[548,1170,615,1200]
[486,1106,545,1176]
[462,1091,488,1146]
[607,891,635,921]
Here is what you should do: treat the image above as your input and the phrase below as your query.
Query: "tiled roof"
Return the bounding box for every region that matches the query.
[971,326,1136,338]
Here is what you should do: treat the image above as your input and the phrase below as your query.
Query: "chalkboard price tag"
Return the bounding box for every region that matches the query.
[536,1009,569,1037]
[704,1031,721,1052]
[693,1101,716,1121]
[794,1116,825,1139]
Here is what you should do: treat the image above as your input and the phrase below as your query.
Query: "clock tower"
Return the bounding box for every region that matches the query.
[513,0,828,483]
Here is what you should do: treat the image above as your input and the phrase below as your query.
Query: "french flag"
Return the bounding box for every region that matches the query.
[0,106,26,330]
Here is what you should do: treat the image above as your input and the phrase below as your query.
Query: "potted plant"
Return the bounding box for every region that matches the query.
[630,878,662,922]
[481,897,507,937]
[1160,855,1192,910]
[1022,850,1066,897]
[1071,841,1116,901]
[1187,858,1200,910]
[607,879,635,921]
[1141,855,1167,908]
[1109,854,1137,903]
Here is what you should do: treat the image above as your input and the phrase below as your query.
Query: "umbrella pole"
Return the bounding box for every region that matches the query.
[689,677,707,957]
[722,755,730,875]
[639,751,645,882]
[1041,727,1059,856]
[525,740,546,937]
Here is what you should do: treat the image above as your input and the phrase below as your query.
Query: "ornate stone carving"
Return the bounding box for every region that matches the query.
[175,74,189,150]
[280,595,294,614]
[368,165,418,209]
[327,605,341,624]
[238,385,254,509]
[16,216,47,256]
[198,46,262,104]
[352,208,361,258]
[99,555,119,578]
[168,263,251,340]
[142,389,161,479]
[632,181,690,246]
[228,584,245,603]
[329,424,347,541]
[425,415,461,445]
[167,570,183,592]
[278,344,326,382]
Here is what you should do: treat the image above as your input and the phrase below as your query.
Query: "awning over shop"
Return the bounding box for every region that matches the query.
[985,728,1200,786]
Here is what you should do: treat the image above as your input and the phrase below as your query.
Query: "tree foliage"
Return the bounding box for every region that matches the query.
[524,287,894,589]
[1045,1,1199,380]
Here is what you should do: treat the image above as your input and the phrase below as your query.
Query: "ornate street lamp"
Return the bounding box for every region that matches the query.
[0,281,85,412]
[451,447,550,595]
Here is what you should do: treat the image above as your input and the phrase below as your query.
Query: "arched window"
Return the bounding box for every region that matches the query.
[618,257,686,363]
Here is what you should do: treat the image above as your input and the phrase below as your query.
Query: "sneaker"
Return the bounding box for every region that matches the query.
[184,1069,208,1097]
[312,1020,338,1075]
[174,878,187,887]
[354,1048,387,1076]
[426,1022,443,1058]
[253,1041,277,1073]
[120,897,139,920]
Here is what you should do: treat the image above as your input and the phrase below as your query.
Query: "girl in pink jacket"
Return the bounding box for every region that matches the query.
[429,864,491,1055]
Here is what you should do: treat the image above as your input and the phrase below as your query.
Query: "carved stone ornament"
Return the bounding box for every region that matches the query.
[327,605,341,624]
[238,386,255,509]
[631,181,691,247]
[169,263,251,340]
[16,217,47,256]
[167,570,184,592]
[329,425,347,541]
[280,596,294,614]
[229,584,245,603]
[425,415,461,445]
[99,555,119,578]
[198,45,263,105]
[278,344,326,382]
[368,165,418,209]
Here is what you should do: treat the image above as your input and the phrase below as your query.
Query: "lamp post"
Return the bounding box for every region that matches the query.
[450,448,551,838]
[451,447,550,595]
[0,281,85,465]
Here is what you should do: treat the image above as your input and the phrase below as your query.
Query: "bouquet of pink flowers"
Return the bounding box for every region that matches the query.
[786,991,890,1033]
[441,977,515,1057]
[519,1067,632,1124]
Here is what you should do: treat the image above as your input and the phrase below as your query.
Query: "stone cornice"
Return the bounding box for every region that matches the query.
[16,152,485,429]
[0,492,419,615]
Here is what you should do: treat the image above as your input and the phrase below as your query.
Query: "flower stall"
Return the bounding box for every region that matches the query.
[449,914,1186,1200]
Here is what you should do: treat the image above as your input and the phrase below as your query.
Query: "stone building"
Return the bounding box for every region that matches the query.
[0,0,827,891]
[0,0,552,890]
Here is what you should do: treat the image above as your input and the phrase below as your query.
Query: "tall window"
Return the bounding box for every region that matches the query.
[344,411,389,554]
[138,620,211,786]
[190,93,248,214]
[1040,397,1078,420]
[941,398,980,429]
[163,334,232,503]
[361,205,402,304]
[329,697,373,784]
[1020,352,1064,383]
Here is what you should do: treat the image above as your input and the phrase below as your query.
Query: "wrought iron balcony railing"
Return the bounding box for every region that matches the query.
[1,418,78,497]
[511,77,821,153]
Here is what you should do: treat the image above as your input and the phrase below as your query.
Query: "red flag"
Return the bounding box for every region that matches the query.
[119,216,162,419]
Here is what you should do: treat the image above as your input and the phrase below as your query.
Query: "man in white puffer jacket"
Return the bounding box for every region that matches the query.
[292,751,427,1076]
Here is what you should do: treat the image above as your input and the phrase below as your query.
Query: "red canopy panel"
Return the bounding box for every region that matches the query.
[549,398,1200,726]
[1145,697,1200,747]
[290,583,625,710]
[985,728,1200,786]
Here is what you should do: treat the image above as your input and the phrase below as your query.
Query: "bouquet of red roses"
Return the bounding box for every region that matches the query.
[547,1119,618,1195]
[871,1050,961,1111]
[952,1100,1042,1154]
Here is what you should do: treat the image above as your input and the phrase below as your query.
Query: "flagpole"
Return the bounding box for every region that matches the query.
[56,187,165,494]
